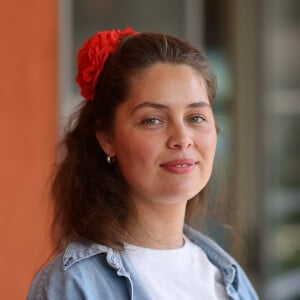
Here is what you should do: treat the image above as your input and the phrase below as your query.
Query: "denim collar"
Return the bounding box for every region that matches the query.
[62,225,239,294]
[184,225,239,291]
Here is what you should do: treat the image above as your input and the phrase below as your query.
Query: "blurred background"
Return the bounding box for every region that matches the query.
[0,0,299,299]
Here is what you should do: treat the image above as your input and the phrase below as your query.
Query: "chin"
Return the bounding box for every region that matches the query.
[161,188,201,203]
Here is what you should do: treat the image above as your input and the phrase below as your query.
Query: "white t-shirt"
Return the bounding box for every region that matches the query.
[125,236,228,300]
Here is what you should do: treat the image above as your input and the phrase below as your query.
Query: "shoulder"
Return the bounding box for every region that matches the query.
[184,225,260,300]
[27,240,128,300]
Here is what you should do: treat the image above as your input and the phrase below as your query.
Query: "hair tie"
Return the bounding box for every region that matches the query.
[76,27,138,101]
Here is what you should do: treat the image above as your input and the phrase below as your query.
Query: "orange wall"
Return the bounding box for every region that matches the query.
[0,1,57,298]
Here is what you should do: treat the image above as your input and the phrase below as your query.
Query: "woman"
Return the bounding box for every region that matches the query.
[28,28,259,299]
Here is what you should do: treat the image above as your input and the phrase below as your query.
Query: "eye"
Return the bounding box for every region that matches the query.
[189,115,205,123]
[143,118,162,125]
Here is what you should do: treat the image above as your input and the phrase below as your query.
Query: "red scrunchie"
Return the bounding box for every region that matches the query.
[76,27,138,101]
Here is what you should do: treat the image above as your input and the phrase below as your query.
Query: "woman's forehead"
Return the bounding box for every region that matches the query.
[115,63,210,115]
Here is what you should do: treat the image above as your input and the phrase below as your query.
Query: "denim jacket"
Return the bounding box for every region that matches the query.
[28,226,259,299]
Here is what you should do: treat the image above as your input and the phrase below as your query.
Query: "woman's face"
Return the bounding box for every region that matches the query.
[99,63,217,207]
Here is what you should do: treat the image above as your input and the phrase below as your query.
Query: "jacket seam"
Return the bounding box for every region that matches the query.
[35,268,49,300]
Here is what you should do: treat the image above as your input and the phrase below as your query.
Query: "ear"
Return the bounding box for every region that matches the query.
[95,131,116,157]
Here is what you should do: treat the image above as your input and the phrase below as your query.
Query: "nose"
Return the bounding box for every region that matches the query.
[167,123,194,149]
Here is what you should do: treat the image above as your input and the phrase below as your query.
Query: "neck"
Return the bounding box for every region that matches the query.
[127,200,186,250]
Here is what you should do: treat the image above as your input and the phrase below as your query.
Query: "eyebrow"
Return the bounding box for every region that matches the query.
[131,101,210,113]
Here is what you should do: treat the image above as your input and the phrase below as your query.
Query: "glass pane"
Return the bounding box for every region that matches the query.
[264,0,300,299]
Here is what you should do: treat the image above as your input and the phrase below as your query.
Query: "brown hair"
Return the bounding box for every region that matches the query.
[51,32,217,252]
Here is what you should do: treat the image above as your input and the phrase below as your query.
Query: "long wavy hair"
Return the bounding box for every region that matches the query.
[51,32,217,252]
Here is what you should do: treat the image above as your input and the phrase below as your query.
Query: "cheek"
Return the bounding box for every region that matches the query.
[115,134,159,167]
[115,136,159,189]
[196,130,217,159]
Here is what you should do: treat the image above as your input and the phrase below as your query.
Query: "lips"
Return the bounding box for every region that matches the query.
[160,159,197,174]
